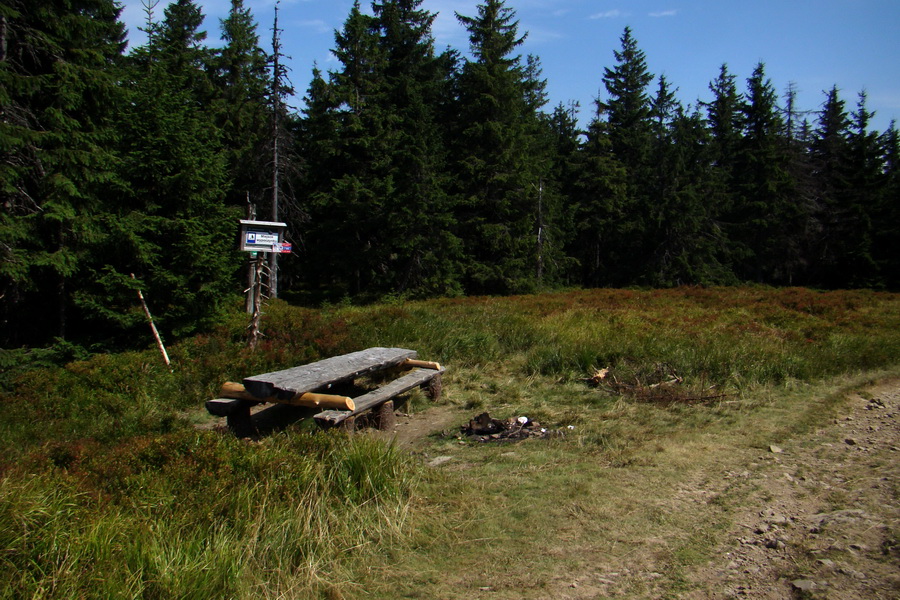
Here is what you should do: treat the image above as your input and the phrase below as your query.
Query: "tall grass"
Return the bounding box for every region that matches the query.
[1,431,414,599]
[341,287,900,388]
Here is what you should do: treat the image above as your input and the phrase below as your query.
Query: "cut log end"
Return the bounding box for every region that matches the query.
[290,392,355,411]
[402,358,442,371]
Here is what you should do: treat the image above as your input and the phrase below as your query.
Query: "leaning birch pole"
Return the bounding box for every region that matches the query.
[131,273,171,369]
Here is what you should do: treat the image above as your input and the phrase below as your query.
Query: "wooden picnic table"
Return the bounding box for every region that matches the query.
[206,347,444,435]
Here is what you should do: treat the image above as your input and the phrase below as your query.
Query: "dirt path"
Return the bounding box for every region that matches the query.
[682,381,900,599]
[378,382,900,600]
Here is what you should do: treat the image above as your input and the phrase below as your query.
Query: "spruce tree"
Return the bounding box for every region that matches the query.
[593,26,655,281]
[808,86,853,286]
[702,64,746,275]
[780,81,817,285]
[299,1,459,299]
[733,63,804,284]
[212,0,270,209]
[545,102,582,284]
[841,91,881,286]
[0,0,126,345]
[369,0,462,296]
[305,2,386,298]
[572,111,628,286]
[90,0,240,341]
[655,105,735,285]
[600,27,654,195]
[451,0,550,294]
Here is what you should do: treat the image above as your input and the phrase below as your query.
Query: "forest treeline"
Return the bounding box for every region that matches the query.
[2,0,898,350]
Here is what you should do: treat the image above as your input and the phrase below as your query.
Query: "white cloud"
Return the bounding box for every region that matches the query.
[294,19,330,35]
[649,10,678,18]
[523,24,564,44]
[590,9,623,19]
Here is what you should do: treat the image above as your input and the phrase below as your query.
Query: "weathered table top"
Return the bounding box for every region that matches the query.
[242,347,417,400]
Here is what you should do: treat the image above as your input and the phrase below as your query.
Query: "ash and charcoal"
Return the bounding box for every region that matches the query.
[460,412,567,442]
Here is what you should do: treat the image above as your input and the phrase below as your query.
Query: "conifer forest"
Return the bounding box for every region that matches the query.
[2,0,898,350]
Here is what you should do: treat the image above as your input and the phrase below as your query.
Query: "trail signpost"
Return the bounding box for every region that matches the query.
[239,220,289,347]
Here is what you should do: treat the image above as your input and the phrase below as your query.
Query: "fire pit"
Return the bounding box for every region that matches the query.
[460,412,563,442]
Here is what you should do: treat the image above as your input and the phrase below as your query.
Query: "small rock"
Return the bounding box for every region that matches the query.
[791,579,817,592]
[769,444,783,454]
[427,456,454,467]
[839,567,867,580]
[845,438,857,446]
[767,513,789,525]
[764,538,785,550]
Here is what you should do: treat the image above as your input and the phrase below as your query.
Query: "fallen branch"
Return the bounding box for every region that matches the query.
[583,365,731,405]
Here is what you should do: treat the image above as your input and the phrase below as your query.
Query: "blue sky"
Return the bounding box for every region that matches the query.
[119,0,900,133]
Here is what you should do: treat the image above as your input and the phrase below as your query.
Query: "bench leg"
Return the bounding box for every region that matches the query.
[376,400,396,430]
[426,373,442,401]
[340,416,357,433]
[226,405,255,437]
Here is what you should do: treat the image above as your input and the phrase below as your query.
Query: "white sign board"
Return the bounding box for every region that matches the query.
[238,220,287,253]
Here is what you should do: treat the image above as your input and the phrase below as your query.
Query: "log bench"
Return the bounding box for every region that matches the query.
[205,347,444,435]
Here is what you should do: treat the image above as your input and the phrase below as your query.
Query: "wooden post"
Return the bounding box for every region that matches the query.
[226,404,255,437]
[245,196,256,314]
[248,254,265,349]
[376,400,396,430]
[427,373,442,401]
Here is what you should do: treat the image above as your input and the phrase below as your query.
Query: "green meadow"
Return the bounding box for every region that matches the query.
[2,287,899,599]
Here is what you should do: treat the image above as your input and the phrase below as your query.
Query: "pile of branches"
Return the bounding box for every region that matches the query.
[583,363,730,405]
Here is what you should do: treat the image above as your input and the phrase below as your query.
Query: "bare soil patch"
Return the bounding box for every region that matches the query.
[376,402,462,447]
[681,380,900,599]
